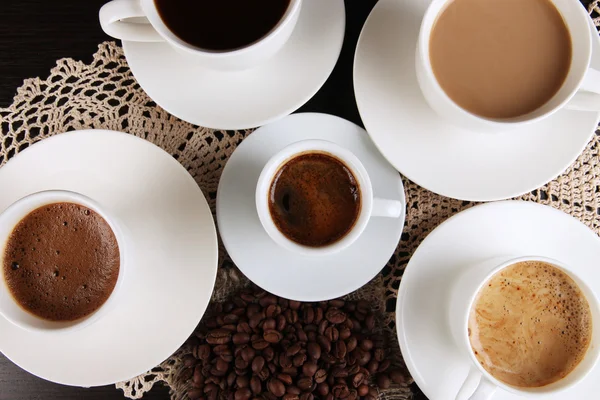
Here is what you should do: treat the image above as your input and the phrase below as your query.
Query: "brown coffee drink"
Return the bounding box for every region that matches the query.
[429,0,572,119]
[155,0,291,51]
[2,202,120,322]
[268,152,361,247]
[469,261,592,387]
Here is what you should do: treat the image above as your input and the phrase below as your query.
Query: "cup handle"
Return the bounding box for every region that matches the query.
[455,367,497,400]
[565,67,600,112]
[99,0,163,42]
[371,198,403,218]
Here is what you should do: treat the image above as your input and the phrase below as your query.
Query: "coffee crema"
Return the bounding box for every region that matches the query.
[429,0,572,119]
[469,261,592,388]
[154,0,291,51]
[2,203,120,322]
[268,152,361,248]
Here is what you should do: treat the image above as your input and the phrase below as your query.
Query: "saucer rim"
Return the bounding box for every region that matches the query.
[122,0,346,130]
[216,112,406,301]
[0,129,219,387]
[353,0,600,202]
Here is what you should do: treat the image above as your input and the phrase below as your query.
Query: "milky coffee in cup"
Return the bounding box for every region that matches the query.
[429,0,572,119]
[468,260,592,388]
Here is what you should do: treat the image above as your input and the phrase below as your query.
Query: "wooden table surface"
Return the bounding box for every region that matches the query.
[0,0,595,399]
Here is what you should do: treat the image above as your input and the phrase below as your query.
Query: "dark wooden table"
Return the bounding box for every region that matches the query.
[2,0,595,399]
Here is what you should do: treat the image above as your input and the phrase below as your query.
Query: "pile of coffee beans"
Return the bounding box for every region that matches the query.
[181,289,405,400]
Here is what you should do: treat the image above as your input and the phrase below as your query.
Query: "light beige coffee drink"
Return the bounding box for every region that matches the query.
[429,0,572,119]
[468,261,592,388]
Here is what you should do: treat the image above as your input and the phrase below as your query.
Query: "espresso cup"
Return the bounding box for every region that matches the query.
[449,256,600,399]
[416,0,600,133]
[0,190,127,333]
[99,0,302,70]
[256,140,403,256]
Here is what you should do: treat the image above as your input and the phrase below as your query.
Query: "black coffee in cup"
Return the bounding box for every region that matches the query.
[268,152,361,247]
[2,203,120,322]
[154,0,291,51]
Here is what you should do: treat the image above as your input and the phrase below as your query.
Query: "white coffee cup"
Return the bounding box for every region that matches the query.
[449,256,600,399]
[255,140,403,256]
[99,0,302,70]
[0,190,127,333]
[416,0,600,133]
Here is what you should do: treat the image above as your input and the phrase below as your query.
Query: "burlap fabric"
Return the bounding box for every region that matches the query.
[1,2,600,399]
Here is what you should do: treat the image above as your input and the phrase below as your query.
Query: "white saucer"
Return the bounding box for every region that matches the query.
[216,113,405,301]
[122,0,345,130]
[0,130,218,387]
[396,201,600,400]
[354,0,600,201]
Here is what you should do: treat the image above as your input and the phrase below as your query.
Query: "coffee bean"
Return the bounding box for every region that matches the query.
[286,342,302,357]
[263,330,283,343]
[252,356,265,374]
[280,353,293,368]
[283,394,299,400]
[314,307,324,324]
[317,335,331,353]
[329,299,345,308]
[234,357,248,370]
[285,309,299,324]
[367,360,379,375]
[252,339,269,350]
[226,372,236,387]
[262,318,276,331]
[303,306,315,324]
[258,367,270,381]
[307,331,316,342]
[299,392,314,400]
[326,308,347,324]
[357,384,369,396]
[325,394,334,400]
[297,328,308,342]
[332,366,349,378]
[240,347,255,363]
[287,385,301,395]
[207,329,232,345]
[234,388,251,400]
[351,372,365,388]
[302,361,318,377]
[297,376,313,391]
[348,389,358,400]
[196,344,211,360]
[360,339,374,351]
[266,304,281,317]
[263,346,275,362]
[339,327,352,341]
[293,353,307,367]
[259,294,278,308]
[332,383,350,398]
[250,376,261,394]
[377,374,391,389]
[355,348,372,366]
[249,311,265,329]
[348,364,361,376]
[281,366,298,376]
[273,373,291,386]
[325,326,339,342]
[321,353,337,364]
[314,369,327,384]
[317,382,330,396]
[333,340,347,359]
[378,359,391,373]
[318,320,328,335]
[277,314,287,331]
[307,342,321,360]
[184,354,197,368]
[268,362,277,374]
[289,300,301,310]
[267,378,286,397]
[390,369,406,384]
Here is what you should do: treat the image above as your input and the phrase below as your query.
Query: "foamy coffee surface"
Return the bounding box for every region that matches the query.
[2,203,120,321]
[469,261,592,388]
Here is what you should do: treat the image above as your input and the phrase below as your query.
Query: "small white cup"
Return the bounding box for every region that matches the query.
[99,0,302,70]
[0,190,126,333]
[256,140,403,256]
[416,0,600,133]
[449,256,600,399]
